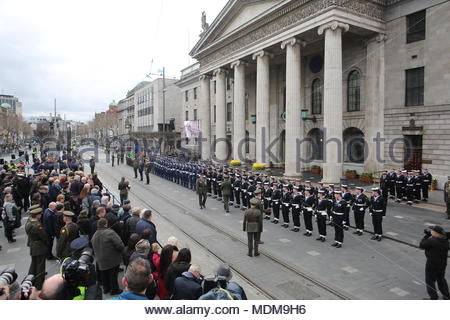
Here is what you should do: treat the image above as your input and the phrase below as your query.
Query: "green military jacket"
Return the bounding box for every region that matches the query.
[243,208,263,233]
[196,179,207,195]
[221,180,232,196]
[56,222,80,259]
[25,220,48,256]
[445,182,450,202]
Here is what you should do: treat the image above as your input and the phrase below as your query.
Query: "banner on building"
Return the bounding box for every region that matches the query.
[184,120,201,138]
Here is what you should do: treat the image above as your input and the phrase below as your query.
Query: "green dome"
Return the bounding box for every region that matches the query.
[1,103,11,109]
[109,100,118,107]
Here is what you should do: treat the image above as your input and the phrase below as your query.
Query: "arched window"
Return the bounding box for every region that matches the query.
[307,128,324,160]
[347,70,361,112]
[343,127,365,163]
[311,79,322,115]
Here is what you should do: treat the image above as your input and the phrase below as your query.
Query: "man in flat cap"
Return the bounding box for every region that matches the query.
[56,211,80,260]
[243,198,263,257]
[25,207,48,290]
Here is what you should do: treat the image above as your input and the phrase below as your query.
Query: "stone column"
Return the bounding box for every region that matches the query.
[252,50,272,165]
[231,60,247,161]
[199,75,211,160]
[214,68,228,162]
[318,21,349,184]
[281,37,305,178]
[364,34,386,173]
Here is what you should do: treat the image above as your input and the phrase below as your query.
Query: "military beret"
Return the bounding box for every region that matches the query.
[254,189,262,195]
[70,237,89,251]
[28,204,41,212]
[249,198,259,205]
[63,211,75,217]
[30,208,43,217]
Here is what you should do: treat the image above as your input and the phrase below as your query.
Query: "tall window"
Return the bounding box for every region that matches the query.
[185,91,189,102]
[226,103,232,122]
[213,105,216,123]
[193,87,197,100]
[347,70,361,112]
[185,110,189,121]
[226,78,232,90]
[193,109,197,120]
[405,67,424,106]
[214,81,217,94]
[245,93,249,120]
[311,79,322,115]
[407,10,426,43]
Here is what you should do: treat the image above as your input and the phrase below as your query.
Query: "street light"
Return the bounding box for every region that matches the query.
[301,109,317,123]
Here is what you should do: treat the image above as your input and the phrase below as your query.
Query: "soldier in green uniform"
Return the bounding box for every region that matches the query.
[444,176,450,219]
[56,211,80,260]
[25,208,48,290]
[243,198,263,257]
[221,174,232,213]
[196,174,208,209]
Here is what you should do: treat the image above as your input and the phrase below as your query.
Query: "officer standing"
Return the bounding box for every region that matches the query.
[196,175,208,209]
[315,190,329,242]
[271,183,282,224]
[444,177,450,220]
[56,211,80,260]
[302,187,316,236]
[243,198,263,257]
[352,187,370,236]
[421,169,432,202]
[144,160,151,185]
[281,185,291,229]
[221,175,232,213]
[233,174,242,208]
[133,158,139,179]
[89,157,95,175]
[419,226,449,300]
[262,182,273,220]
[370,188,386,241]
[25,207,48,290]
[331,191,346,248]
[387,169,397,199]
[341,185,353,230]
[111,153,115,167]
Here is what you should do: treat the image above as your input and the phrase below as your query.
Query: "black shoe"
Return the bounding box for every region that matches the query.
[291,228,300,232]
[422,199,427,202]
[343,226,349,231]
[235,205,240,208]
[358,232,363,236]
[377,236,382,242]
[264,216,270,220]
[8,239,16,243]
[254,253,260,257]
[258,241,264,244]
[353,231,359,235]
[226,210,230,213]
[272,220,278,224]
[247,253,253,257]
[320,237,326,242]
[103,289,110,295]
[335,243,342,248]
[316,237,322,241]
[282,224,289,228]
[371,235,377,240]
[331,242,338,247]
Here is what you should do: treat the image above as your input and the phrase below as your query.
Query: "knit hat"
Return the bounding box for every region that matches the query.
[135,239,150,255]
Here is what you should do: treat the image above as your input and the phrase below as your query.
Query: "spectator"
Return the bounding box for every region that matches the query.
[135,209,157,245]
[130,239,151,263]
[79,184,91,212]
[54,203,65,238]
[91,218,124,295]
[167,236,180,251]
[122,233,140,267]
[203,264,247,300]
[77,209,91,237]
[123,207,141,243]
[43,202,58,259]
[157,244,175,300]
[173,264,203,300]
[165,248,192,295]
[88,189,101,215]
[110,258,152,300]
[118,202,132,221]
[151,243,161,282]
[2,193,17,243]
[90,206,106,239]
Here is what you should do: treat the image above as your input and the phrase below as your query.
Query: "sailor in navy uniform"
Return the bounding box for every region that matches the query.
[302,187,316,237]
[387,169,397,199]
[370,187,386,241]
[331,191,346,248]
[233,174,242,208]
[315,190,330,242]
[240,177,249,210]
[271,183,282,224]
[413,170,422,204]
[421,168,432,202]
[263,182,273,220]
[395,170,407,202]
[281,185,292,228]
[341,185,353,231]
[405,171,416,205]
[352,187,370,236]
[290,186,303,232]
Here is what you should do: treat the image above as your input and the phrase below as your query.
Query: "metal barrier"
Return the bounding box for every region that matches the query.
[102,185,120,206]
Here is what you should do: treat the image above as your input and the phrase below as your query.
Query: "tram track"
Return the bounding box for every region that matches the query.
[97,162,351,300]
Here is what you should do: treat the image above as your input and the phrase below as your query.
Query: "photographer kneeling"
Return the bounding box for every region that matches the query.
[420,226,449,300]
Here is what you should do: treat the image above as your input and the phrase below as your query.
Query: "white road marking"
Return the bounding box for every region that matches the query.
[424,223,435,227]
[386,232,399,236]
[412,280,422,285]
[389,287,409,297]
[307,251,320,257]
[7,247,21,254]
[342,266,359,274]
[279,238,291,243]
[394,216,404,219]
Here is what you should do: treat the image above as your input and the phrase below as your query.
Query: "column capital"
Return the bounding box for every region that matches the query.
[252,50,274,61]
[230,60,248,69]
[199,74,211,81]
[281,37,306,50]
[213,68,228,77]
[364,33,387,47]
[318,21,350,35]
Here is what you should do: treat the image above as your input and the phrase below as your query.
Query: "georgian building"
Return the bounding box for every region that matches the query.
[187,0,450,186]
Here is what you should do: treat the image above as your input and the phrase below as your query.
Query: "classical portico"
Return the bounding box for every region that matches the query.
[192,0,387,183]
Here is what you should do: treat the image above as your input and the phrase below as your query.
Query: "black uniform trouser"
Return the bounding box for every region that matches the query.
[333,214,344,243]
[120,193,127,205]
[389,183,396,196]
[223,195,230,212]
[317,214,327,237]
[117,158,120,166]
[139,170,144,181]
[29,254,46,290]
[415,185,421,201]
[303,210,313,231]
[372,214,383,235]
[343,207,350,227]
[395,185,403,199]
[213,183,218,196]
[229,189,234,203]
[381,189,388,203]
[133,168,138,179]
[47,234,55,258]
[102,265,120,293]
[406,187,415,201]
[425,264,449,300]
[241,193,247,208]
[198,193,207,207]
[422,186,429,199]
[111,159,114,167]
[272,202,280,220]
[145,173,150,184]
[207,181,212,194]
[90,167,95,175]
[292,208,301,228]
[234,191,241,206]
[217,187,222,199]
[247,232,261,256]
[264,200,271,218]
[281,205,290,223]
[354,209,365,231]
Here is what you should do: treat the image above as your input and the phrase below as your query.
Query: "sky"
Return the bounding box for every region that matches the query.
[0,0,227,122]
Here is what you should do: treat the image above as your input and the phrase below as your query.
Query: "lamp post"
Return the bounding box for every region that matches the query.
[301,109,317,123]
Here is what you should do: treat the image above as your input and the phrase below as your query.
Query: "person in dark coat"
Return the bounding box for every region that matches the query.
[43,202,58,259]
[221,175,232,213]
[173,264,203,300]
[419,226,449,300]
[196,175,207,209]
[91,218,124,295]
[77,209,91,237]
[123,207,141,244]
[89,206,106,239]
[135,209,157,245]
[164,248,191,295]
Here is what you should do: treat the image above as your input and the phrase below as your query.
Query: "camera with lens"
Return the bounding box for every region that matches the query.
[20,275,35,300]
[0,268,18,295]
[423,228,431,236]
[61,248,95,287]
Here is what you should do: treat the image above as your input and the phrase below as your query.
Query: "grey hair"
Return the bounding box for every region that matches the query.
[124,258,151,293]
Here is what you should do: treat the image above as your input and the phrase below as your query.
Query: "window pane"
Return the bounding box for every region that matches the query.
[407,10,426,43]
[405,67,424,106]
